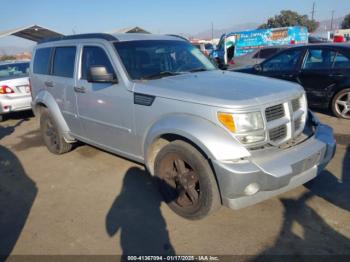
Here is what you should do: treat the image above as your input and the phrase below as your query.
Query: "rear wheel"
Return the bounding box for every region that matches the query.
[40,108,72,154]
[154,140,221,220]
[331,88,350,119]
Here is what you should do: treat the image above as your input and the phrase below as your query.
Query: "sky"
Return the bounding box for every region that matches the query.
[0,0,349,49]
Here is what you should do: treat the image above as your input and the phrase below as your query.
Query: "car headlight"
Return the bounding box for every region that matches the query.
[218,111,266,144]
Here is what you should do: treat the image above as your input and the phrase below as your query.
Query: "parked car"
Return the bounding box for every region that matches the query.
[0,60,31,121]
[235,43,350,119]
[229,46,287,69]
[192,42,214,57]
[30,33,335,220]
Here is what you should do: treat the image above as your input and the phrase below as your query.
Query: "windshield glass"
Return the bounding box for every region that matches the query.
[114,40,216,80]
[0,62,29,80]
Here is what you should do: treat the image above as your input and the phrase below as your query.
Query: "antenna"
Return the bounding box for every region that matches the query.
[330,10,335,30]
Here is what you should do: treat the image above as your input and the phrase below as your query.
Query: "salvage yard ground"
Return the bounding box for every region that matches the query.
[0,110,349,256]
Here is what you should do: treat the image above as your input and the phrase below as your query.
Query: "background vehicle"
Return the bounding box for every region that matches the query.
[30,33,335,220]
[211,26,308,68]
[192,42,214,57]
[229,46,287,69]
[235,43,350,119]
[0,60,31,121]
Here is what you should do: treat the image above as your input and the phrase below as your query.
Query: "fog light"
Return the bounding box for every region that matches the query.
[244,183,260,196]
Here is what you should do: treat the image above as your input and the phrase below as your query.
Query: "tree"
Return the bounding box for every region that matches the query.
[341,14,350,29]
[258,10,319,32]
[0,54,16,61]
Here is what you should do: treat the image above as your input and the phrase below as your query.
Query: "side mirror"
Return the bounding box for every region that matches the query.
[87,66,118,83]
[254,64,262,72]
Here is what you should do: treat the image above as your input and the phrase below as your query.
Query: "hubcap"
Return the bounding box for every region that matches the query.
[335,92,350,118]
[159,154,200,208]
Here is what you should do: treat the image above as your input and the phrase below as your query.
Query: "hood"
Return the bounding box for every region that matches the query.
[133,70,304,109]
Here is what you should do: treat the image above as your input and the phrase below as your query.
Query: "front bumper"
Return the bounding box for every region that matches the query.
[0,95,32,114]
[212,117,336,210]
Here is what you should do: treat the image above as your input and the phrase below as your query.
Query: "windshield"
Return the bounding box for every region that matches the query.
[0,62,29,80]
[114,40,216,80]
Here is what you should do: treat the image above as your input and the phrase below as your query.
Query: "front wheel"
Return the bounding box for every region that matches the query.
[331,88,350,119]
[154,140,221,220]
[40,108,73,154]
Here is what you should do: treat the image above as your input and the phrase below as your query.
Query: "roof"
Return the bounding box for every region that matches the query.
[0,25,63,42]
[112,33,186,42]
[109,26,150,34]
[38,33,186,44]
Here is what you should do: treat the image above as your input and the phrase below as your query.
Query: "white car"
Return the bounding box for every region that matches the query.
[0,60,31,121]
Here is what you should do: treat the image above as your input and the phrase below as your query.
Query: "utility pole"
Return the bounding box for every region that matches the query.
[311,1,316,20]
[330,10,335,30]
[211,22,214,43]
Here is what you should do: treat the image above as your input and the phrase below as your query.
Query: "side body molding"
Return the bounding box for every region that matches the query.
[32,90,75,142]
[144,114,251,170]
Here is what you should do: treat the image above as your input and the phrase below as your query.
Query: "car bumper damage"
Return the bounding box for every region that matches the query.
[212,113,336,210]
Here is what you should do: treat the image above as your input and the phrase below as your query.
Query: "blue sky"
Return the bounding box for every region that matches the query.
[0,0,349,49]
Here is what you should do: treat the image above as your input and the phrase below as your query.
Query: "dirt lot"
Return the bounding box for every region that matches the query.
[0,110,349,258]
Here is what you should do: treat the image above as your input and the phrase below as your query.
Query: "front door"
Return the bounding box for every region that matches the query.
[259,47,306,83]
[75,44,135,155]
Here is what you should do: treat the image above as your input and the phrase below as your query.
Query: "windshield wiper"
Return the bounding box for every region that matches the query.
[141,71,181,80]
[188,67,208,73]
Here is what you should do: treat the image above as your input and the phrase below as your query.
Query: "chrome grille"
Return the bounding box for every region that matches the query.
[265,104,285,122]
[269,125,287,142]
[292,98,301,112]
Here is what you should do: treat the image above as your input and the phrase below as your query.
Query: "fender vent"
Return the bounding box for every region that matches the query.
[134,93,155,106]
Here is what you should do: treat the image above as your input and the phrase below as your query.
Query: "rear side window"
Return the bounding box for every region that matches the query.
[33,48,52,75]
[303,49,336,70]
[81,46,115,80]
[333,52,350,69]
[52,47,76,78]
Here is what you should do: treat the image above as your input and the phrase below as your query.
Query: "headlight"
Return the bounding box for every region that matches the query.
[218,111,265,144]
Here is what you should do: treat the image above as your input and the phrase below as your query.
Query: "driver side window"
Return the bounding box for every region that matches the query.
[81,46,115,80]
[263,49,303,72]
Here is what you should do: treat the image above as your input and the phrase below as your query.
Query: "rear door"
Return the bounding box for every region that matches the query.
[298,47,337,105]
[259,47,306,82]
[50,46,82,135]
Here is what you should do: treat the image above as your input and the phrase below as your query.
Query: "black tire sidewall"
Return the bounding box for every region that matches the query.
[154,141,221,220]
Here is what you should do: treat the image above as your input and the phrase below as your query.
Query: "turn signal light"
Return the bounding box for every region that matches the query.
[218,112,236,132]
[0,85,15,94]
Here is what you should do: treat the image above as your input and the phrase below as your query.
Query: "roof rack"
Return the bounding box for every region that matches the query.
[39,33,118,43]
[167,34,189,42]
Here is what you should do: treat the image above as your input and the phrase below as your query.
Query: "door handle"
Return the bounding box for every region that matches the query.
[44,81,54,87]
[74,86,86,93]
[329,73,344,77]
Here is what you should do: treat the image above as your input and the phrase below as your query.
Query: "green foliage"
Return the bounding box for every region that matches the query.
[258,10,319,32]
[341,14,350,29]
[0,55,16,61]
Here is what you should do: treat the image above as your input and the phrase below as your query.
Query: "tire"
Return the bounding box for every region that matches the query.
[331,88,350,119]
[40,108,72,154]
[154,140,221,220]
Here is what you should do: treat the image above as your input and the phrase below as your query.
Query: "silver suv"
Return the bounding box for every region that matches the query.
[30,33,336,219]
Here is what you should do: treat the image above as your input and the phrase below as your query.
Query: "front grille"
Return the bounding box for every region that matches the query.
[294,117,302,131]
[269,125,287,142]
[292,98,301,112]
[265,104,285,122]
